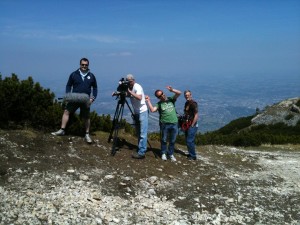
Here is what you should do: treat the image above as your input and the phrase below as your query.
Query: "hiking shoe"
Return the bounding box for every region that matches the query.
[132,152,145,159]
[170,155,177,162]
[85,134,92,144]
[51,129,65,136]
[161,154,167,161]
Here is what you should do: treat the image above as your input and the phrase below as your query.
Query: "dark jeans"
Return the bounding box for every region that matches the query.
[160,123,178,156]
[185,126,198,158]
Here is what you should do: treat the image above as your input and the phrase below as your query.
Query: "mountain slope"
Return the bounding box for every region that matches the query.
[199,97,300,146]
[251,97,300,127]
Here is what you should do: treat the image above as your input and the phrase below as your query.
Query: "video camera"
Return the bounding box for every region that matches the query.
[113,77,130,96]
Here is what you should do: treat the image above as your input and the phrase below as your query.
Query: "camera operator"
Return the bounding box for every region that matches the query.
[126,74,148,159]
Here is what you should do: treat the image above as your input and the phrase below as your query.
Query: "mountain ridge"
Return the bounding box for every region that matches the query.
[251,97,300,127]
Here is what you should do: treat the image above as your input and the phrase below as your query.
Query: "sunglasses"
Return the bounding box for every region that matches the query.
[157,92,164,98]
[81,64,89,67]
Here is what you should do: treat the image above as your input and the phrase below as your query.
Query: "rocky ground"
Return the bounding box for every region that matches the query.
[0,129,299,225]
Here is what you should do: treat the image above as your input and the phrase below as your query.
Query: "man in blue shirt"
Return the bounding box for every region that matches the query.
[51,58,98,143]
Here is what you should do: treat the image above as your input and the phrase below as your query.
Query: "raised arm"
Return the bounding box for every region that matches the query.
[166,86,181,100]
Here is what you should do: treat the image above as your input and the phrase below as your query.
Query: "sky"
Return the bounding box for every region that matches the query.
[1,0,300,86]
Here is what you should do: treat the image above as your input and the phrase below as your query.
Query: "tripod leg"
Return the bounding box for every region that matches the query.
[112,106,125,156]
[108,99,126,156]
[108,101,121,143]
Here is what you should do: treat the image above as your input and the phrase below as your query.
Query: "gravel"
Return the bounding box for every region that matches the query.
[0,130,300,224]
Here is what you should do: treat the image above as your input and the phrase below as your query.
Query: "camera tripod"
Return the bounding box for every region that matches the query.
[108,93,152,156]
[108,93,136,156]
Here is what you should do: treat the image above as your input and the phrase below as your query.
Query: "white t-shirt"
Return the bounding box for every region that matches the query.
[130,83,148,114]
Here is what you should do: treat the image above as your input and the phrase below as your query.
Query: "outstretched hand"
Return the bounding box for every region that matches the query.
[166,86,173,92]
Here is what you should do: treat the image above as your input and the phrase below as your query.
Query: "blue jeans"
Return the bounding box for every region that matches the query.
[185,126,198,158]
[161,123,178,156]
[135,111,148,156]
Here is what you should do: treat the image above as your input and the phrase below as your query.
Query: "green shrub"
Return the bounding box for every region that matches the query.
[0,74,61,129]
[285,114,294,120]
[0,74,118,134]
[217,115,253,135]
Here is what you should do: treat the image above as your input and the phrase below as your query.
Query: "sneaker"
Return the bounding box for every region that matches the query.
[170,155,177,162]
[85,134,93,144]
[161,154,167,161]
[51,129,65,136]
[132,152,145,159]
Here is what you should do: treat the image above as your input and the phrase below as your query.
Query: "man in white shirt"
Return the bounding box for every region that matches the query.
[126,74,148,159]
